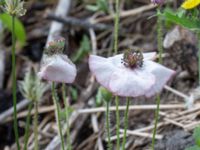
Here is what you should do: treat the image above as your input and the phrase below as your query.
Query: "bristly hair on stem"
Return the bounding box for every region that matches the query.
[122,97,130,150]
[113,0,120,149]
[33,101,39,150]
[114,0,120,55]
[105,101,112,150]
[11,14,20,150]
[23,102,32,150]
[197,32,200,85]
[151,6,163,150]
[52,82,65,150]
[62,83,72,150]
[115,96,120,150]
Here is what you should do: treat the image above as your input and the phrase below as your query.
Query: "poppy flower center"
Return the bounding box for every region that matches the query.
[122,49,144,69]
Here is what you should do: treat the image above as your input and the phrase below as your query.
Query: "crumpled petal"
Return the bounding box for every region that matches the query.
[89,55,115,90]
[109,68,155,97]
[143,61,175,97]
[143,52,157,61]
[38,55,77,83]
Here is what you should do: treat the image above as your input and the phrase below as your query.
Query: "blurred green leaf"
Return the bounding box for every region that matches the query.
[176,8,186,18]
[185,126,200,150]
[0,0,5,5]
[86,5,99,12]
[86,0,108,13]
[193,126,200,147]
[69,87,78,102]
[96,87,103,107]
[161,9,200,31]
[72,35,91,62]
[60,106,74,120]
[0,13,26,46]
[98,0,108,13]
[185,145,200,150]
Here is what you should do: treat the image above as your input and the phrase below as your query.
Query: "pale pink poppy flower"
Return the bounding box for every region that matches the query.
[89,51,175,98]
[38,54,77,83]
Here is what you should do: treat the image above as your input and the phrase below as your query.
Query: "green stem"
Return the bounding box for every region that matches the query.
[157,9,163,64]
[115,96,120,150]
[113,0,120,149]
[34,101,39,150]
[198,32,200,85]
[151,95,161,150]
[52,82,65,150]
[106,101,112,150]
[23,103,33,150]
[62,83,72,150]
[114,0,120,55]
[11,15,20,150]
[122,97,130,150]
[152,7,163,150]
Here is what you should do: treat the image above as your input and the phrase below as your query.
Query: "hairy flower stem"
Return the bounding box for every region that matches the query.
[106,101,112,150]
[23,103,33,150]
[114,0,120,149]
[52,82,65,150]
[62,83,72,150]
[152,7,163,150]
[198,32,200,85]
[122,97,130,150]
[152,95,161,149]
[115,96,120,150]
[114,0,120,55]
[11,15,20,150]
[33,101,39,150]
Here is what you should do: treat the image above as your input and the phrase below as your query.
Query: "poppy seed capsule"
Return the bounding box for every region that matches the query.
[44,37,66,56]
[122,49,144,69]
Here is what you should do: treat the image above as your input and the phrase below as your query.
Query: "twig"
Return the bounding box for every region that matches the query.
[46,14,112,31]
[89,28,97,55]
[94,4,156,22]
[28,114,54,149]
[120,129,163,139]
[0,99,30,123]
[77,104,187,114]
[46,0,71,46]
[0,50,5,89]
[164,85,189,99]
[163,118,185,128]
[45,106,80,150]
[0,84,50,124]
[91,114,104,150]
[4,105,55,123]
[184,121,200,130]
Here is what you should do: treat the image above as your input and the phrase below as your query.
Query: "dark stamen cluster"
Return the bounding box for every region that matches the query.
[122,49,144,69]
[44,37,66,56]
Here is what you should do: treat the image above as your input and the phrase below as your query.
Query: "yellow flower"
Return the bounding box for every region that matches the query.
[181,0,200,9]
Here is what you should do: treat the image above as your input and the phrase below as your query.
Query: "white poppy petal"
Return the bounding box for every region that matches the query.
[89,54,175,98]
[109,68,155,97]
[143,52,157,61]
[109,54,123,67]
[38,55,77,83]
[143,61,175,97]
[89,55,116,90]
